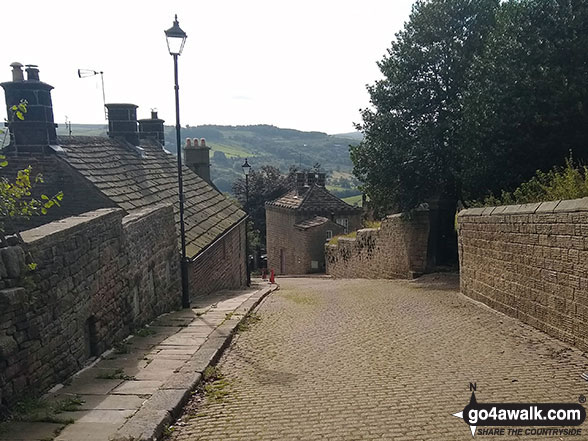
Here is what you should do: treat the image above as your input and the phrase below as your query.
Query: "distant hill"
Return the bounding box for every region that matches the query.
[333,131,364,141]
[57,123,361,196]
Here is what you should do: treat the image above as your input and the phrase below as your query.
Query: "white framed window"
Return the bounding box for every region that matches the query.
[336,218,349,234]
[326,230,333,240]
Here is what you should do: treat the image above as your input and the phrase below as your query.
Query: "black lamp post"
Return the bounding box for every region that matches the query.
[242,158,251,286]
[165,15,190,308]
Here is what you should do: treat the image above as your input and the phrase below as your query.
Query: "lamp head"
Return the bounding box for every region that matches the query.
[242,158,251,176]
[165,14,187,56]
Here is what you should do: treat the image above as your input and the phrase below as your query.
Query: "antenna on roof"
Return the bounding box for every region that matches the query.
[65,115,72,136]
[77,69,107,120]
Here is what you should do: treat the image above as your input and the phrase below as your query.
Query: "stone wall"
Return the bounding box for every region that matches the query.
[266,206,361,275]
[458,199,588,351]
[266,208,297,274]
[293,221,345,274]
[189,220,246,298]
[0,205,180,411]
[0,155,115,235]
[326,209,431,279]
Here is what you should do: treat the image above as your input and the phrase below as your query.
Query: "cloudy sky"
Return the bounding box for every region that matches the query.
[3,0,414,134]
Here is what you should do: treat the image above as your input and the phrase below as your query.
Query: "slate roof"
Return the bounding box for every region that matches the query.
[294,216,329,230]
[266,184,359,213]
[57,136,245,258]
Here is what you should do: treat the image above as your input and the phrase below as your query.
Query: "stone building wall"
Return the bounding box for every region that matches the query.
[0,156,115,235]
[0,205,180,410]
[266,206,361,275]
[266,208,297,274]
[290,221,345,274]
[189,220,246,298]
[326,209,431,279]
[458,198,588,351]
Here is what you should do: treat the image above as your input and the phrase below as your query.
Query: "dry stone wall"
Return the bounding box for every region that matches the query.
[326,209,431,279]
[458,198,588,351]
[0,205,180,411]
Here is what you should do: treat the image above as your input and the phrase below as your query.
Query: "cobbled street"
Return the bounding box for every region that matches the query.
[170,276,588,440]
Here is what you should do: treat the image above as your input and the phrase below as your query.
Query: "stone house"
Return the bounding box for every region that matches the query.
[0,63,247,298]
[265,171,362,274]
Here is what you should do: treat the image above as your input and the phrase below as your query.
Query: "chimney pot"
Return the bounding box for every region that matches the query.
[185,138,192,148]
[10,62,24,82]
[185,137,212,184]
[138,109,165,145]
[2,63,57,150]
[25,64,40,81]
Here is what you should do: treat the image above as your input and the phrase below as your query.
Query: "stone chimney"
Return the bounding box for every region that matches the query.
[0,63,58,152]
[295,172,306,194]
[105,103,139,145]
[317,172,326,187]
[184,137,211,184]
[138,109,165,145]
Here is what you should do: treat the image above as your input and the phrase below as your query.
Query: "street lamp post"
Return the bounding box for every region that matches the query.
[165,15,190,308]
[242,158,251,287]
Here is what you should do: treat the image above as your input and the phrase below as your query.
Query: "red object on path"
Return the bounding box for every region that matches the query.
[269,269,275,284]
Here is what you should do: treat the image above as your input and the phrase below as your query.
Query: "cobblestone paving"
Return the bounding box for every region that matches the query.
[170,275,588,440]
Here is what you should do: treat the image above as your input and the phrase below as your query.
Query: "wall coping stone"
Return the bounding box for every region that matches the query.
[554,197,588,212]
[457,197,588,217]
[535,200,561,213]
[122,204,173,226]
[20,208,123,244]
[518,202,542,214]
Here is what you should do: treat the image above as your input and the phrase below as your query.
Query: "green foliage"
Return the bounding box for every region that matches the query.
[342,194,362,207]
[95,368,135,381]
[475,156,588,206]
[352,0,499,212]
[0,101,64,239]
[232,165,298,245]
[201,366,231,403]
[236,312,261,333]
[363,220,381,229]
[328,231,357,245]
[460,0,588,200]
[353,0,588,213]
[134,327,156,337]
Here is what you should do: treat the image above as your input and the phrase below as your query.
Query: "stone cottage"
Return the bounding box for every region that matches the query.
[0,63,247,298]
[265,171,362,274]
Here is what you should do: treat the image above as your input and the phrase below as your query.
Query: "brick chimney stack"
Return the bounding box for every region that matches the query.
[1,62,58,152]
[184,137,211,184]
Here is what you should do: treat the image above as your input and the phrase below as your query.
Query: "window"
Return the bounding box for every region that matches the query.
[336,218,349,234]
[326,230,333,240]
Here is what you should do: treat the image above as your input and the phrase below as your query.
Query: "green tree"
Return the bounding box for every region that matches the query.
[0,101,64,244]
[232,165,297,246]
[460,0,588,200]
[351,0,499,212]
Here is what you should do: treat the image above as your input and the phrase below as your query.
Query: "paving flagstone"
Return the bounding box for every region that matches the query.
[0,282,274,441]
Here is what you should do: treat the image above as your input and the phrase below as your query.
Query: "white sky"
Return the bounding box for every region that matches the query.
[2,0,414,134]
